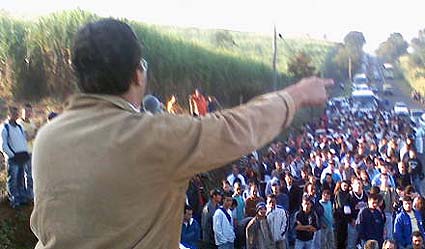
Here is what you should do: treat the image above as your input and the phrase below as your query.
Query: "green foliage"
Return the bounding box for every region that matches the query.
[343,31,366,74]
[0,207,37,249]
[213,30,236,48]
[344,31,366,51]
[322,43,349,81]
[0,219,15,249]
[376,33,408,62]
[0,10,335,107]
[409,29,425,67]
[287,52,316,80]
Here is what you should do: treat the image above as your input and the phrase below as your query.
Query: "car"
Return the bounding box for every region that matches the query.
[370,86,379,94]
[394,102,409,116]
[352,83,370,91]
[353,73,369,84]
[383,83,394,95]
[410,109,424,124]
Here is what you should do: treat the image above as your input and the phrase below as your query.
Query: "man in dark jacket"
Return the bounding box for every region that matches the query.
[357,193,386,247]
[407,150,424,195]
[201,189,222,248]
[284,171,303,246]
[294,195,319,249]
[181,205,201,249]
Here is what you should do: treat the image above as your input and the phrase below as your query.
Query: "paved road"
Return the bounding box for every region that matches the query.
[379,79,423,110]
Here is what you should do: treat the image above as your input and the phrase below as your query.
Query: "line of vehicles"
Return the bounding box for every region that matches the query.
[329,72,425,127]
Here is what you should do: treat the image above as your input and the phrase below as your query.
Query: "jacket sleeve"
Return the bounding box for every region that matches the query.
[1,125,14,158]
[146,90,297,179]
[245,218,255,249]
[356,209,366,241]
[213,211,223,244]
[393,214,405,247]
[194,220,201,243]
[281,209,289,236]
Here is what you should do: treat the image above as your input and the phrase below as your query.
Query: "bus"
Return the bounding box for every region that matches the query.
[351,89,379,112]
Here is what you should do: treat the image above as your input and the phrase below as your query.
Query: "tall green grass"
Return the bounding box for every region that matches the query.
[0,9,335,107]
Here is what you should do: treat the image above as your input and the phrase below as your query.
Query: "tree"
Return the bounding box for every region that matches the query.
[344,31,366,51]
[376,33,408,62]
[323,43,349,81]
[287,51,316,80]
[409,29,425,67]
[343,31,366,75]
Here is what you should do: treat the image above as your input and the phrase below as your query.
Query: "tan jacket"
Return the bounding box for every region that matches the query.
[30,91,295,249]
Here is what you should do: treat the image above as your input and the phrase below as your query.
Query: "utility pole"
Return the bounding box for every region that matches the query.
[348,56,352,82]
[272,25,278,91]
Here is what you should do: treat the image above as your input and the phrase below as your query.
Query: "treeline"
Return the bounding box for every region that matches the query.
[373,30,425,95]
[0,9,345,107]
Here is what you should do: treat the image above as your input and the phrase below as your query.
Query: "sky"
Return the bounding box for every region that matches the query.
[1,0,424,53]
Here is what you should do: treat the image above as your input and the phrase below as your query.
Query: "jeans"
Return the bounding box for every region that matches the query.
[347,222,359,249]
[7,159,23,206]
[320,226,335,249]
[6,158,33,207]
[217,242,234,249]
[413,176,422,195]
[336,220,348,249]
[23,158,33,200]
[287,212,296,246]
[384,211,393,240]
[275,240,286,249]
[294,239,312,249]
[312,229,322,248]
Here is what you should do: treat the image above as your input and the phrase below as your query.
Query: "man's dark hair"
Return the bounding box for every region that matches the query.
[184,204,193,214]
[412,230,423,238]
[72,18,142,95]
[368,193,380,201]
[402,196,413,203]
[210,188,222,198]
[267,194,276,200]
[322,189,331,196]
[363,239,379,249]
[8,106,18,114]
[222,192,233,199]
[24,103,32,109]
[405,185,415,195]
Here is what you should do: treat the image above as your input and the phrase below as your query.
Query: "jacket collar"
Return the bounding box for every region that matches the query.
[66,94,140,114]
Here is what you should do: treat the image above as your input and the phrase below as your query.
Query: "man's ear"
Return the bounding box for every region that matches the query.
[132,69,144,87]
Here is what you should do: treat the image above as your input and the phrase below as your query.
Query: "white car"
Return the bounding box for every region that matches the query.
[410,109,424,124]
[393,102,409,116]
[352,83,370,91]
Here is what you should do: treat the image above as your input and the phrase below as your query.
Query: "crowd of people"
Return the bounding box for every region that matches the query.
[143,88,222,116]
[182,99,425,249]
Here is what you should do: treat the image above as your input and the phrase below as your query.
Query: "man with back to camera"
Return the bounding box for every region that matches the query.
[30,18,332,249]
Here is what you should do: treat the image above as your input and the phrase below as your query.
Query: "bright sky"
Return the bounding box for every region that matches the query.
[1,0,424,53]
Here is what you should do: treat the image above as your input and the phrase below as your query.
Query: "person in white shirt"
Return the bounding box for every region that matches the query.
[266,194,289,249]
[213,194,236,249]
[0,106,31,208]
[227,164,247,188]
